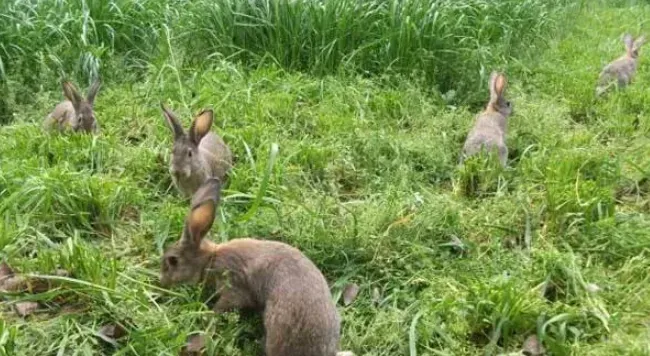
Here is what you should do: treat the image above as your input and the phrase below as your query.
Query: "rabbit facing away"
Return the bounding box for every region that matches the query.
[461,72,513,167]
[596,34,646,96]
[43,80,101,133]
[160,178,352,356]
[161,104,232,197]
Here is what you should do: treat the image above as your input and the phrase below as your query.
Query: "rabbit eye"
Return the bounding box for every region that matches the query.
[167,256,178,267]
[187,150,193,158]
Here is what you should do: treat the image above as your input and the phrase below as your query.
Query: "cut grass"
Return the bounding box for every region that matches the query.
[1,0,650,355]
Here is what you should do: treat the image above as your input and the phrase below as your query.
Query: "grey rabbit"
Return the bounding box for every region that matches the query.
[161,104,232,197]
[596,33,645,96]
[461,71,513,167]
[43,80,101,133]
[160,178,354,356]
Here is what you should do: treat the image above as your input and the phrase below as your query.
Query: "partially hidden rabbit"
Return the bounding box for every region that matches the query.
[461,71,513,167]
[161,104,232,197]
[43,80,101,133]
[596,34,645,96]
[160,178,353,356]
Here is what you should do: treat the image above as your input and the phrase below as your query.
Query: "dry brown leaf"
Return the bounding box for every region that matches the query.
[342,283,360,306]
[0,264,71,294]
[0,262,14,282]
[522,334,545,356]
[180,334,206,355]
[1,276,60,294]
[97,323,128,345]
[1,276,28,292]
[14,301,39,317]
[26,278,55,294]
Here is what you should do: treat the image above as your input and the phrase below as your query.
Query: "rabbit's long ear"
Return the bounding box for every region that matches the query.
[181,178,221,248]
[488,71,505,103]
[189,109,214,145]
[62,81,83,109]
[633,35,646,50]
[161,103,184,139]
[623,33,634,53]
[86,79,101,105]
[494,73,507,98]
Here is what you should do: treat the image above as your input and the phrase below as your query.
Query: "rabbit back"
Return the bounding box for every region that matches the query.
[462,112,508,166]
[598,56,636,89]
[199,131,233,182]
[262,246,340,356]
[43,101,75,132]
[210,238,341,356]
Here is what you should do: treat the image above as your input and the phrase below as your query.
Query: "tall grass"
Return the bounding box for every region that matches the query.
[179,0,574,102]
[0,0,164,91]
[0,0,574,108]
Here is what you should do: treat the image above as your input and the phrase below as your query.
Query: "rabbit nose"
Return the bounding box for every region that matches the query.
[159,277,170,288]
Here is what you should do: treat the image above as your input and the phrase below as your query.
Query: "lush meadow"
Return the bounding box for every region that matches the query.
[1,0,650,354]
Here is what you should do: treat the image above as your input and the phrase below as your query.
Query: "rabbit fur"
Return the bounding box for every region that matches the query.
[161,104,232,197]
[43,80,101,133]
[160,178,351,356]
[596,34,645,96]
[461,71,513,167]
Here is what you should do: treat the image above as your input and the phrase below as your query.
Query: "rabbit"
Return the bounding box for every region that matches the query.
[43,80,101,133]
[160,104,232,197]
[596,34,646,96]
[461,71,513,167]
[160,178,353,356]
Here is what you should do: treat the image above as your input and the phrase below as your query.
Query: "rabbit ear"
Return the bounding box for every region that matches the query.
[489,72,506,103]
[494,74,507,97]
[62,81,83,109]
[189,109,214,145]
[86,79,101,105]
[161,103,184,139]
[181,178,221,248]
[623,33,634,53]
[633,35,646,50]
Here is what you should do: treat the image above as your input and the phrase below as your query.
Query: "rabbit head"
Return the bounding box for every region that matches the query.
[161,104,214,181]
[62,80,100,131]
[624,33,645,59]
[485,71,512,117]
[160,178,221,288]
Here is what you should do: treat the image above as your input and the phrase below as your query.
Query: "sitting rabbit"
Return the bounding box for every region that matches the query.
[596,33,645,96]
[43,80,101,133]
[461,72,513,167]
[161,104,232,197]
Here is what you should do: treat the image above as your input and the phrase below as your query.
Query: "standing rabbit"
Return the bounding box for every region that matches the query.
[161,104,232,197]
[43,80,101,133]
[461,72,513,167]
[160,178,352,356]
[596,34,645,96]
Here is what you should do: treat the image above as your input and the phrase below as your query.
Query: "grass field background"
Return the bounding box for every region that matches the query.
[1,0,650,355]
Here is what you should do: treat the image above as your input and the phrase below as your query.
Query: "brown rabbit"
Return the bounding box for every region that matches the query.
[461,71,513,167]
[596,33,646,96]
[160,179,351,356]
[43,80,101,133]
[161,104,232,197]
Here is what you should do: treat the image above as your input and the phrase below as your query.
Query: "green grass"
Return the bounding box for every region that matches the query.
[2,0,650,355]
[0,0,573,117]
